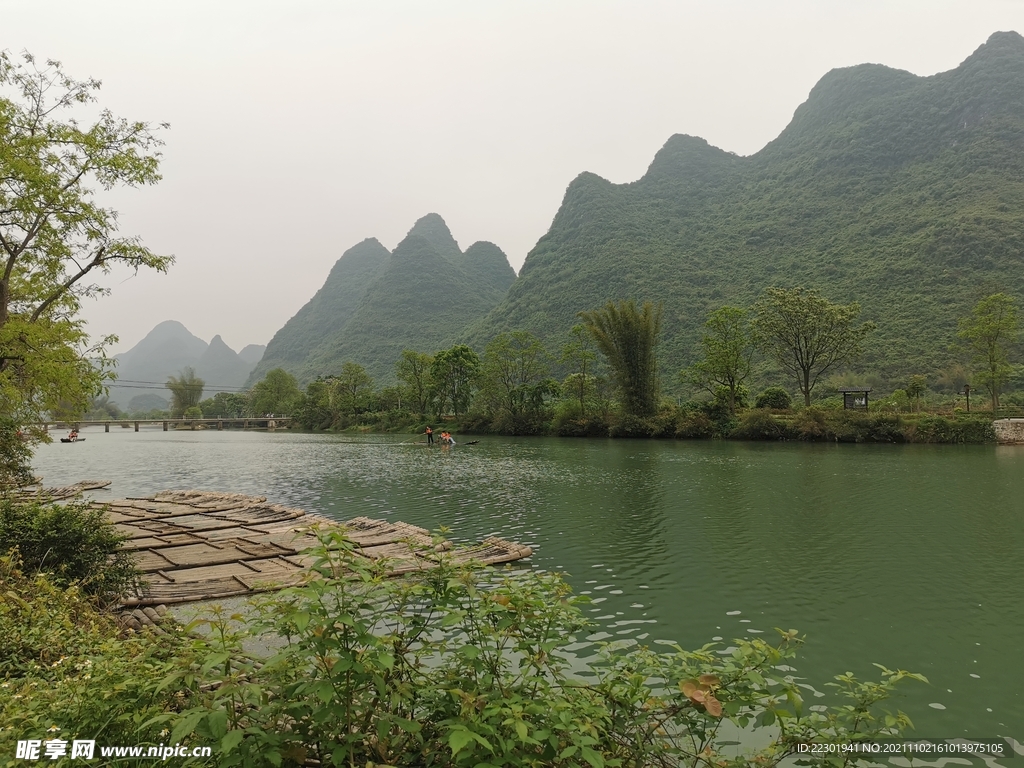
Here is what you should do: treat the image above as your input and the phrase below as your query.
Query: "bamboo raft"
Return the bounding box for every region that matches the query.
[100,490,532,608]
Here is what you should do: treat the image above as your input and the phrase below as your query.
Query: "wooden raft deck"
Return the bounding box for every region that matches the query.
[102,490,532,607]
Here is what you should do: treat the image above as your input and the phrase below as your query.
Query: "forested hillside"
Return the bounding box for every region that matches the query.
[466,31,1024,388]
[250,214,516,385]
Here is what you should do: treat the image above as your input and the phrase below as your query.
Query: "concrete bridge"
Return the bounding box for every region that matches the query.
[43,417,293,432]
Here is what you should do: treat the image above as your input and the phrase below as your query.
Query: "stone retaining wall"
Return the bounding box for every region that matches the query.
[993,418,1024,444]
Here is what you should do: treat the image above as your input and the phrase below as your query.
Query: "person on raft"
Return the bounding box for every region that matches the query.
[68,429,79,441]
[425,426,434,445]
[441,431,455,446]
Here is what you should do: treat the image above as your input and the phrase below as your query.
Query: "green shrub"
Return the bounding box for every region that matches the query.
[910,415,995,444]
[3,532,925,767]
[608,414,656,438]
[731,410,796,440]
[553,414,610,437]
[153,529,924,767]
[754,386,792,410]
[0,418,34,489]
[0,498,140,604]
[675,411,716,438]
[0,555,193,755]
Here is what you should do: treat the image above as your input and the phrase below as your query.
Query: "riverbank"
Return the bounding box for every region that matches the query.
[331,407,997,445]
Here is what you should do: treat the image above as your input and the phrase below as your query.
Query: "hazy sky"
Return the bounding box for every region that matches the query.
[5,1,1022,354]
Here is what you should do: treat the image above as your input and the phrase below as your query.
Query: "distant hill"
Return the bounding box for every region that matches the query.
[249,214,516,385]
[465,30,1024,388]
[108,321,262,409]
[238,344,266,366]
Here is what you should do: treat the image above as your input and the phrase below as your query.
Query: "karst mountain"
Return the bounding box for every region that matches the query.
[248,214,516,385]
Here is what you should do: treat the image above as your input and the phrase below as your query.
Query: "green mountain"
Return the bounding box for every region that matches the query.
[251,214,516,385]
[466,30,1024,389]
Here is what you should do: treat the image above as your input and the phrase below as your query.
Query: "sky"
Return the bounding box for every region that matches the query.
[5,1,1023,354]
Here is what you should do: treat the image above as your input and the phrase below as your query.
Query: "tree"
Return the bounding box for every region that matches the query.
[0,52,170,440]
[906,375,927,413]
[331,362,374,416]
[396,350,433,417]
[198,392,250,419]
[430,345,481,418]
[479,331,552,430]
[957,293,1019,414]
[249,368,301,416]
[578,299,663,418]
[561,324,597,417]
[687,306,754,414]
[165,368,204,417]
[752,287,874,407]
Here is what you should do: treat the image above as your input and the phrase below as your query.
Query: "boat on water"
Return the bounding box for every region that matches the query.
[60,438,85,443]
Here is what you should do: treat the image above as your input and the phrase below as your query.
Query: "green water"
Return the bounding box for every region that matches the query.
[33,429,1024,743]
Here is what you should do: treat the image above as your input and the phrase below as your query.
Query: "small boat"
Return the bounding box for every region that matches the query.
[60,438,85,443]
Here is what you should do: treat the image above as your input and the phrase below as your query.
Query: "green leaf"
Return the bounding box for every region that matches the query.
[220,730,244,753]
[449,729,474,755]
[580,745,605,768]
[206,709,228,739]
[515,720,528,742]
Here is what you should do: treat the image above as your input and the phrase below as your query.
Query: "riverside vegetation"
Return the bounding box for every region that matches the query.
[162,288,1008,445]
[2,507,928,768]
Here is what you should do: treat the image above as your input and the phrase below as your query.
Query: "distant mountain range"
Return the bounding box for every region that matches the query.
[107,321,265,410]
[463,30,1024,384]
[242,31,1024,392]
[248,213,516,385]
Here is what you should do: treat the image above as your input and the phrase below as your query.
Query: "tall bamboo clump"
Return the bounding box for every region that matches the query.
[579,299,663,418]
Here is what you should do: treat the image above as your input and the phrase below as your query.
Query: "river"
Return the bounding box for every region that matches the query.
[33,428,1024,745]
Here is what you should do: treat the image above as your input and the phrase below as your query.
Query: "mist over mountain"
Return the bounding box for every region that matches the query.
[249,214,516,385]
[107,321,262,408]
[463,31,1024,386]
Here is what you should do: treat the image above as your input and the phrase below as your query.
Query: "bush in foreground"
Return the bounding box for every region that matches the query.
[159,530,922,767]
[0,498,139,604]
[3,531,925,768]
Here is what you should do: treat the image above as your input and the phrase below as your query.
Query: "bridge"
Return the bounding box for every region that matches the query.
[42,417,294,432]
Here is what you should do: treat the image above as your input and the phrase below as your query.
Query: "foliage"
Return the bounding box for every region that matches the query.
[729,409,994,444]
[754,386,792,410]
[142,530,923,768]
[199,391,250,419]
[906,375,927,412]
[478,331,556,434]
[0,554,194,759]
[165,367,205,417]
[0,498,139,604]
[579,299,663,418]
[687,306,754,414]
[561,324,598,417]
[753,287,874,407]
[0,418,33,488]
[957,293,1019,413]
[331,362,374,417]
[731,410,795,441]
[0,52,171,439]
[431,344,481,418]
[248,368,301,416]
[396,349,434,417]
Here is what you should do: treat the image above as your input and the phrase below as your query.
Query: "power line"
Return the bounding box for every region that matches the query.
[106,379,251,392]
